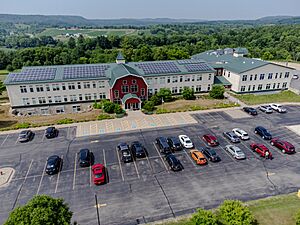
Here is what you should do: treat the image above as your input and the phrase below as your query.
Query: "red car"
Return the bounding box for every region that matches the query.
[270,138,295,154]
[92,164,106,185]
[250,143,273,159]
[202,134,219,146]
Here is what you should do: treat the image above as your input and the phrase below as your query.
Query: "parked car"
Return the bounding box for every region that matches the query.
[223,131,240,143]
[178,135,194,149]
[131,141,148,158]
[254,126,272,140]
[232,128,249,140]
[167,137,182,151]
[45,155,62,175]
[259,105,273,113]
[270,138,296,154]
[156,137,172,154]
[225,145,246,160]
[202,134,219,146]
[18,130,34,142]
[243,107,258,115]
[250,143,273,159]
[45,126,58,139]
[292,74,299,79]
[165,154,184,171]
[190,149,207,165]
[117,143,133,163]
[78,149,93,167]
[201,147,221,162]
[269,103,287,113]
[92,164,106,185]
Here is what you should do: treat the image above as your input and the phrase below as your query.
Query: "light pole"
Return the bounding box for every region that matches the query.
[95,193,100,225]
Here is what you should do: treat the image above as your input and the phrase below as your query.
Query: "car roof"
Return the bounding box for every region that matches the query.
[204,134,216,139]
[192,150,205,157]
[92,164,104,171]
[47,155,60,161]
[20,130,29,134]
[256,144,269,150]
[158,136,167,141]
[46,127,55,131]
[179,135,188,138]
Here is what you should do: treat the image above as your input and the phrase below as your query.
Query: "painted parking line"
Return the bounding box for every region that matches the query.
[103,149,106,167]
[54,155,63,193]
[73,153,77,190]
[90,161,92,187]
[41,131,46,142]
[152,143,169,173]
[116,148,125,181]
[1,134,9,146]
[36,160,48,195]
[67,127,70,139]
[133,159,140,179]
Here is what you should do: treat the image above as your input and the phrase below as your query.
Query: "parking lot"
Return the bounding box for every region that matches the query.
[1,106,300,225]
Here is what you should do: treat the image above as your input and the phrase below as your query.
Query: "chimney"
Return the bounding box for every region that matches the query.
[116,52,125,64]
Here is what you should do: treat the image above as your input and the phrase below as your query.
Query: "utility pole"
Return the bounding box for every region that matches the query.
[95,193,100,225]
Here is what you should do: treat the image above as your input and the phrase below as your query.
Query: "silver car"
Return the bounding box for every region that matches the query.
[225,145,246,160]
[259,105,273,113]
[223,132,240,143]
[232,128,249,140]
[18,130,34,142]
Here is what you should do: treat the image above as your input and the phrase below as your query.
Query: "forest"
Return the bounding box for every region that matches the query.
[0,24,300,71]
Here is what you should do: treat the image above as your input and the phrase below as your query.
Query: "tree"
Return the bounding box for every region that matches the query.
[296,209,300,225]
[68,37,76,49]
[102,101,116,114]
[150,95,162,106]
[114,104,124,114]
[4,195,72,225]
[0,81,5,95]
[209,85,225,99]
[191,208,218,225]
[182,87,195,100]
[142,100,155,112]
[217,200,256,225]
[157,88,173,102]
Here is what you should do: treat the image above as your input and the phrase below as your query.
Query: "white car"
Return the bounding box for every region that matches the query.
[225,145,246,160]
[178,135,194,149]
[269,103,287,113]
[232,128,249,140]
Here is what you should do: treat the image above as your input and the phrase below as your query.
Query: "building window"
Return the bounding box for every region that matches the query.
[277,83,280,89]
[79,94,83,101]
[241,86,246,92]
[268,73,273,79]
[99,81,105,88]
[70,95,77,102]
[258,84,263,90]
[167,77,171,83]
[20,86,27,93]
[273,83,276,89]
[154,78,158,84]
[72,105,81,113]
[191,75,195,81]
[249,75,253,81]
[266,84,271,90]
[38,97,46,104]
[208,74,212,80]
[259,74,265,80]
[252,85,255,91]
[179,76,183,82]
[114,90,119,98]
[99,93,106,99]
[148,89,153,96]
[132,79,137,84]
[56,107,65,114]
[248,85,251,91]
[54,96,62,103]
[172,87,178,94]
[83,82,91,89]
[160,77,165,84]
[196,75,202,81]
[242,75,247,81]
[36,85,44,92]
[172,76,178,83]
[32,98,37,105]
[141,88,145,96]
[45,84,50,92]
[62,83,66,90]
[48,96,52,103]
[85,94,92,100]
[68,83,75,90]
[22,98,30,105]
[279,73,282,78]
[154,89,158,94]
[122,85,129,93]
[254,74,257,80]
[63,96,68,102]
[228,72,231,78]
[29,85,34,92]
[146,78,152,85]
[123,80,127,85]
[92,82,96,88]
[52,84,60,91]
[275,73,278,79]
[77,82,81,89]
[41,108,49,115]
[93,93,97,100]
[282,82,287,88]
[185,76,190,82]
[207,84,211,91]
[179,87,183,93]
[196,85,202,92]
[130,85,138,93]
[285,72,290,78]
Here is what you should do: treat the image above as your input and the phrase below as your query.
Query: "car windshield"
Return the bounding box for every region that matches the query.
[185,140,191,144]
[210,150,216,155]
[95,173,103,178]
[19,134,26,138]
[122,150,130,156]
[236,151,243,154]
[79,150,88,160]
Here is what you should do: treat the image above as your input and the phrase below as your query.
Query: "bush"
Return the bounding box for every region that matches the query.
[57,118,75,125]
[113,104,124,114]
[191,208,219,225]
[217,200,256,225]
[150,94,162,105]
[182,87,195,100]
[156,108,172,114]
[15,123,31,129]
[142,100,155,112]
[157,88,173,102]
[93,100,101,109]
[296,209,300,225]
[102,101,116,113]
[97,114,114,120]
[209,85,225,99]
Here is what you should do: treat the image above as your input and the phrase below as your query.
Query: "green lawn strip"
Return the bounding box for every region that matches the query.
[231,90,300,105]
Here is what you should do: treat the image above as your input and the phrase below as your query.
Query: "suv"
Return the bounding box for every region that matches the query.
[202,134,219,146]
[78,149,93,167]
[232,128,249,140]
[167,137,182,151]
[46,155,62,175]
[201,147,221,162]
[254,126,272,140]
[259,105,273,113]
[250,143,273,159]
[223,131,240,143]
[156,137,172,154]
[131,141,148,158]
[45,127,58,139]
[117,143,133,163]
[18,130,34,142]
[270,138,295,154]
[243,107,257,115]
[165,154,183,171]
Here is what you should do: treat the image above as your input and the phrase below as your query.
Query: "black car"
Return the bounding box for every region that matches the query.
[254,126,272,140]
[117,143,133,163]
[78,149,93,167]
[131,141,148,158]
[165,154,184,171]
[243,107,257,115]
[155,137,172,154]
[45,155,62,175]
[45,127,58,139]
[202,147,221,162]
[167,137,182,151]
[18,130,34,142]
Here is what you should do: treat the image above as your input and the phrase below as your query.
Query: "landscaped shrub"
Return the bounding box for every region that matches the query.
[57,118,75,125]
[191,208,218,225]
[142,100,155,112]
[97,114,114,120]
[156,108,172,114]
[102,101,116,113]
[296,209,300,225]
[182,87,195,100]
[15,122,31,129]
[209,85,225,99]
[113,104,124,114]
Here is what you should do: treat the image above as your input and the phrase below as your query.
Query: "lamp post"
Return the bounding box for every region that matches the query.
[95,193,100,225]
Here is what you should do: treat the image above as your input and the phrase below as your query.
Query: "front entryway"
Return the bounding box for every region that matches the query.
[125,102,140,110]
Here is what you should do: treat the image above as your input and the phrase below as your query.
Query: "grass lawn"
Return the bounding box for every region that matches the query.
[231,90,300,105]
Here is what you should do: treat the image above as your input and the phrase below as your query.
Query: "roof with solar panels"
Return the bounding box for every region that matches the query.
[4,54,215,85]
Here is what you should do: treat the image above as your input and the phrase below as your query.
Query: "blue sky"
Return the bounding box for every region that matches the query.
[1,0,299,20]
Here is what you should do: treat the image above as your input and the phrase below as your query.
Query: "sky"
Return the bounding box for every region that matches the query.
[1,0,300,20]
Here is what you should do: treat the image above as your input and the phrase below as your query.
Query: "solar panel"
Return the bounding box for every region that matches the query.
[63,65,110,80]
[8,68,57,82]
[177,59,204,65]
[135,62,180,75]
[185,63,212,72]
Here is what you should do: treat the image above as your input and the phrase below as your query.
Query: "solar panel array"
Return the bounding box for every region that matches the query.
[8,68,57,82]
[184,63,212,72]
[177,59,204,65]
[135,62,180,75]
[63,65,110,80]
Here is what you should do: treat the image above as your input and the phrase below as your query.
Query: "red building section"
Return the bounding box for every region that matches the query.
[110,75,148,110]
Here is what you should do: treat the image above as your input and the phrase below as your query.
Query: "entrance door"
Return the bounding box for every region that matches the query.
[125,102,140,110]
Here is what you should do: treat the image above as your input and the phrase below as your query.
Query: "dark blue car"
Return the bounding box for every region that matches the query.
[254,126,272,140]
